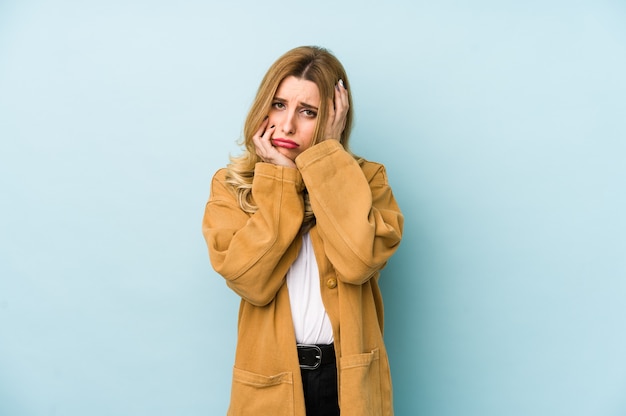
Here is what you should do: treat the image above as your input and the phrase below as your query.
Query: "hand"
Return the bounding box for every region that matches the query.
[324,79,349,143]
[252,117,297,168]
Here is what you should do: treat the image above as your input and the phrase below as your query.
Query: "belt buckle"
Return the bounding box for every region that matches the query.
[297,344,322,370]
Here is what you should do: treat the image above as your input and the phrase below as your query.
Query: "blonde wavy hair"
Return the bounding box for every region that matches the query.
[226,46,355,230]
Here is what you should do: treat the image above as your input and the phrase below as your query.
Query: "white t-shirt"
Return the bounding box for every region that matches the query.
[286,232,334,345]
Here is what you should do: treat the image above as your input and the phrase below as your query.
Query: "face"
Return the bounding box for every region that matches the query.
[267,76,321,160]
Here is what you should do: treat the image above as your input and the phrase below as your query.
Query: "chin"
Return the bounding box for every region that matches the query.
[278,149,297,161]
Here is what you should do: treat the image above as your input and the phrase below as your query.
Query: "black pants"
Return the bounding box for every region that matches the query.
[300,362,340,416]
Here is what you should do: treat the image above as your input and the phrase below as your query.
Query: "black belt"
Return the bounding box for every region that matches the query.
[297,343,336,370]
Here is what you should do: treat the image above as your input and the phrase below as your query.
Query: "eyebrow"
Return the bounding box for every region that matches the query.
[274,97,319,111]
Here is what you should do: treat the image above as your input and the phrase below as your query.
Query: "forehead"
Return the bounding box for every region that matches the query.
[275,76,320,105]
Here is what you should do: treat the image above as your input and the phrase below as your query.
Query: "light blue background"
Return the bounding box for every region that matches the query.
[1,1,625,415]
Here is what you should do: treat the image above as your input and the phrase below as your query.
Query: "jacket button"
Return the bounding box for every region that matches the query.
[326,278,337,289]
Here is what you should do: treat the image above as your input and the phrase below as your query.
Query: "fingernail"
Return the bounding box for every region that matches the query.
[339,79,345,89]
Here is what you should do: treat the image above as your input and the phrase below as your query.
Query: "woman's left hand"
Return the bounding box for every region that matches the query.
[324,80,349,143]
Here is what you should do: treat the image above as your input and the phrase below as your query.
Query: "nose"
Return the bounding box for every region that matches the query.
[281,111,296,135]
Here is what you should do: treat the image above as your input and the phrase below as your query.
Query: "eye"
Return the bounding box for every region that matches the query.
[272,101,285,110]
[302,109,317,118]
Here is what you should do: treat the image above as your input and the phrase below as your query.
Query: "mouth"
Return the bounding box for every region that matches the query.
[270,138,299,149]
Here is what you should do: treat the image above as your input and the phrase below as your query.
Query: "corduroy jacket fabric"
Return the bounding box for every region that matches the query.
[202,139,403,416]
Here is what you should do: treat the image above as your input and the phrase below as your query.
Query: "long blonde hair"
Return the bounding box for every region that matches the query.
[226,46,355,229]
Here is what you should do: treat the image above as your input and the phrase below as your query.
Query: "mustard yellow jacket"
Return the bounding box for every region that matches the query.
[202,140,404,416]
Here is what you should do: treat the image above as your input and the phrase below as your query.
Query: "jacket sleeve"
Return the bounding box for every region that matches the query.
[202,164,305,305]
[296,140,404,285]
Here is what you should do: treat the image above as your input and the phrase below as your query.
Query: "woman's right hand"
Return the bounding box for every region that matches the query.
[252,117,296,168]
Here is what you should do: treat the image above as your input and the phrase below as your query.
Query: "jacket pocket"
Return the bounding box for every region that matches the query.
[227,367,294,416]
[339,349,383,416]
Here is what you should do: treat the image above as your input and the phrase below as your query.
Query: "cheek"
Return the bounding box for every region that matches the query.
[266,112,278,125]
[267,107,282,121]
[302,122,317,147]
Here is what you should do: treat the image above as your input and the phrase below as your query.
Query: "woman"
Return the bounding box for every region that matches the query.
[202,46,403,416]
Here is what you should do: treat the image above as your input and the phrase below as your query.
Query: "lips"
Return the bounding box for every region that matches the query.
[271,138,299,149]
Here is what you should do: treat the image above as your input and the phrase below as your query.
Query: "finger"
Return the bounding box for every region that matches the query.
[253,118,271,157]
[253,117,268,142]
[255,116,270,137]
[337,90,349,134]
[262,123,276,143]
[327,96,336,121]
[255,124,277,160]
[336,79,349,113]
[333,82,349,121]
[322,98,340,141]
[326,97,337,131]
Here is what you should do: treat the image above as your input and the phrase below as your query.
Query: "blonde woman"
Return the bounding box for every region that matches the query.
[202,46,403,416]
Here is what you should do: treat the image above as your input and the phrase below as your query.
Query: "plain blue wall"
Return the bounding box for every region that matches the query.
[1,1,625,415]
